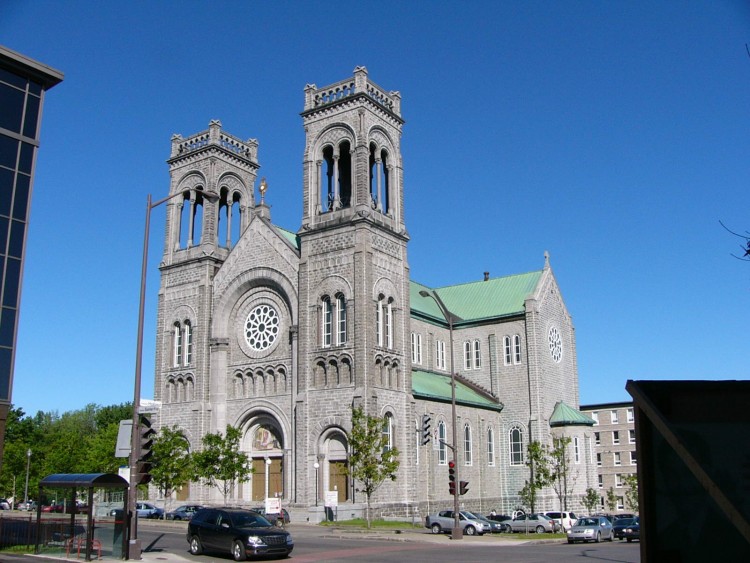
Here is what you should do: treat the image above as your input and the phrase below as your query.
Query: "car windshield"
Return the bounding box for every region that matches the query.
[232,513,272,528]
[617,518,636,526]
[577,518,598,527]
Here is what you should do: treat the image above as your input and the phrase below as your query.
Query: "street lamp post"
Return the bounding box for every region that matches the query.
[313,462,320,506]
[23,449,30,508]
[264,458,273,501]
[128,190,218,559]
[419,290,463,540]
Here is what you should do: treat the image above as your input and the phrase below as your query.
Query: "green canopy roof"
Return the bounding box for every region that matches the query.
[412,370,503,412]
[411,270,542,325]
[549,401,595,427]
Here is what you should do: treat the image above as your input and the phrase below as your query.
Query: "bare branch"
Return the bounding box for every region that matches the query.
[720,220,750,261]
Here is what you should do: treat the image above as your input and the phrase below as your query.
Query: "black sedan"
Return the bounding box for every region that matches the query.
[622,521,640,542]
[187,507,293,561]
[613,517,639,540]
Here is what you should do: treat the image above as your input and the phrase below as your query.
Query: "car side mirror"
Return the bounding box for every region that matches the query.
[221,522,230,528]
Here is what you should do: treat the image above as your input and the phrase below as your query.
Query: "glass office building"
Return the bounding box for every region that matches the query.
[0,46,63,464]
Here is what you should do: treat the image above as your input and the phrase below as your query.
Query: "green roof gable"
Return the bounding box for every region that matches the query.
[412,370,503,412]
[550,401,595,427]
[273,225,301,251]
[411,270,542,325]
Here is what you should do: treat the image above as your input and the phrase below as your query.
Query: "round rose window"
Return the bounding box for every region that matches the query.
[245,304,280,351]
[548,326,563,363]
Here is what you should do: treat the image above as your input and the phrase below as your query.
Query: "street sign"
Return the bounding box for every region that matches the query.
[115,420,133,458]
[324,491,338,508]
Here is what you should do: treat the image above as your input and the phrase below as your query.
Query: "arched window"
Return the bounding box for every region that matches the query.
[385,298,393,349]
[336,293,347,345]
[464,424,473,466]
[183,321,193,365]
[464,341,472,370]
[436,340,446,370]
[473,339,481,369]
[513,334,522,364]
[173,322,183,367]
[382,413,393,453]
[504,336,512,365]
[411,332,422,364]
[322,296,332,347]
[510,426,524,466]
[376,295,383,347]
[487,427,495,466]
[438,420,447,465]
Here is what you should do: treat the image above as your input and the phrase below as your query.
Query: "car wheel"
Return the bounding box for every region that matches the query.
[535,525,545,534]
[232,540,247,562]
[430,523,441,534]
[188,536,203,556]
[595,531,601,543]
[567,539,574,544]
[465,525,476,536]
[627,538,633,543]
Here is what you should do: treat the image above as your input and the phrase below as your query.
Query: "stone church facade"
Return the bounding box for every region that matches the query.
[153,67,595,518]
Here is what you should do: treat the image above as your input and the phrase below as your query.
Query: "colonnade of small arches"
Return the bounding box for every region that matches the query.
[233,366,289,399]
[374,355,400,389]
[312,356,354,388]
[165,374,195,403]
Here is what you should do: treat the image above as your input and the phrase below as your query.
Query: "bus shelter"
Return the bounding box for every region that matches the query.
[35,473,128,561]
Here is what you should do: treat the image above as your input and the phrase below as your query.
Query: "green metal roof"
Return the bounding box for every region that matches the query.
[412,370,503,412]
[549,401,595,427]
[411,270,542,325]
[273,225,301,251]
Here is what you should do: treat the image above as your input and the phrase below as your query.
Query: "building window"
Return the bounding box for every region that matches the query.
[594,432,601,445]
[438,421,447,465]
[183,321,193,365]
[598,474,603,489]
[382,413,393,453]
[509,426,524,466]
[629,429,636,444]
[630,451,637,465]
[627,407,634,423]
[503,336,512,365]
[614,452,621,466]
[513,334,521,364]
[592,411,599,425]
[464,424,472,466]
[385,300,393,349]
[173,322,183,367]
[473,339,481,369]
[376,296,383,347]
[612,431,620,445]
[464,341,472,370]
[611,409,619,424]
[615,474,623,488]
[336,293,347,344]
[596,452,602,467]
[436,340,446,369]
[574,436,580,464]
[411,332,422,364]
[487,427,495,466]
[617,497,624,510]
[322,296,332,347]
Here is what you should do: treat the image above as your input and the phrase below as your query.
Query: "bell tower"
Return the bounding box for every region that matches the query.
[297,67,412,504]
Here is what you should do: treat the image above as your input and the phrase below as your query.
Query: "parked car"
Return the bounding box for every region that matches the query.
[186,507,294,561]
[566,516,614,543]
[613,517,639,540]
[136,502,164,519]
[249,507,290,527]
[622,521,640,542]
[0,498,10,510]
[499,513,558,533]
[51,501,88,514]
[486,513,512,523]
[464,512,504,533]
[167,504,205,521]
[544,511,578,531]
[425,510,490,536]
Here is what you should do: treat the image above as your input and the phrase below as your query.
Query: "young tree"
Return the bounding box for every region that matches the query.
[191,425,252,503]
[518,441,551,513]
[549,436,574,511]
[582,487,600,515]
[606,487,618,512]
[623,473,639,512]
[346,406,400,528]
[151,425,193,513]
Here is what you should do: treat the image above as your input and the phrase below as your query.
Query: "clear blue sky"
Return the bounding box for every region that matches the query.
[3,1,749,415]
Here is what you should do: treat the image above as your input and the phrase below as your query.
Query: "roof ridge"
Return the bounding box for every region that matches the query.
[433,269,543,291]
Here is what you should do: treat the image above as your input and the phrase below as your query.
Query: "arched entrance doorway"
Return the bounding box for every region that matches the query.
[245,419,284,502]
[325,433,349,503]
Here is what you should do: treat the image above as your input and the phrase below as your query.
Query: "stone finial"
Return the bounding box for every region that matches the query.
[544,251,550,269]
[209,120,221,141]
[354,66,368,93]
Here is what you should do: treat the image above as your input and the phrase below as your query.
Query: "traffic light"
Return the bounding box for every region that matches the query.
[136,414,155,485]
[459,480,469,495]
[448,460,456,496]
[420,414,431,446]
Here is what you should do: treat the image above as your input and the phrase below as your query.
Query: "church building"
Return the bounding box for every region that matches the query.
[153,67,595,518]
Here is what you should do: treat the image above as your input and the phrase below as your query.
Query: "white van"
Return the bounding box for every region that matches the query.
[544,511,578,531]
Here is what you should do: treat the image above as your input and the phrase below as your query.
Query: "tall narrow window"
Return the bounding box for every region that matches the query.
[173,323,182,367]
[464,341,472,370]
[385,300,393,349]
[438,421,447,465]
[574,436,580,464]
[513,335,521,364]
[322,296,332,347]
[464,424,472,466]
[336,293,347,345]
[597,453,602,467]
[629,429,636,444]
[598,474,603,489]
[436,340,446,369]
[611,410,619,424]
[510,426,524,465]
[411,333,422,364]
[614,452,621,466]
[382,413,393,453]
[473,339,481,369]
[487,428,495,466]
[503,336,512,365]
[376,296,383,347]
[627,407,634,423]
[183,321,193,365]
[613,431,620,445]
[592,411,599,425]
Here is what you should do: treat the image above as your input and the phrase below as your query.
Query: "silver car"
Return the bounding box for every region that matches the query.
[499,513,558,533]
[425,510,491,536]
[567,516,614,543]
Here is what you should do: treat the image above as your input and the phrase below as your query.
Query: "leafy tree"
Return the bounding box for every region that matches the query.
[549,436,574,511]
[346,406,400,528]
[518,440,551,513]
[623,473,639,512]
[606,487,618,512]
[582,487,600,515]
[191,425,252,503]
[151,425,193,513]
